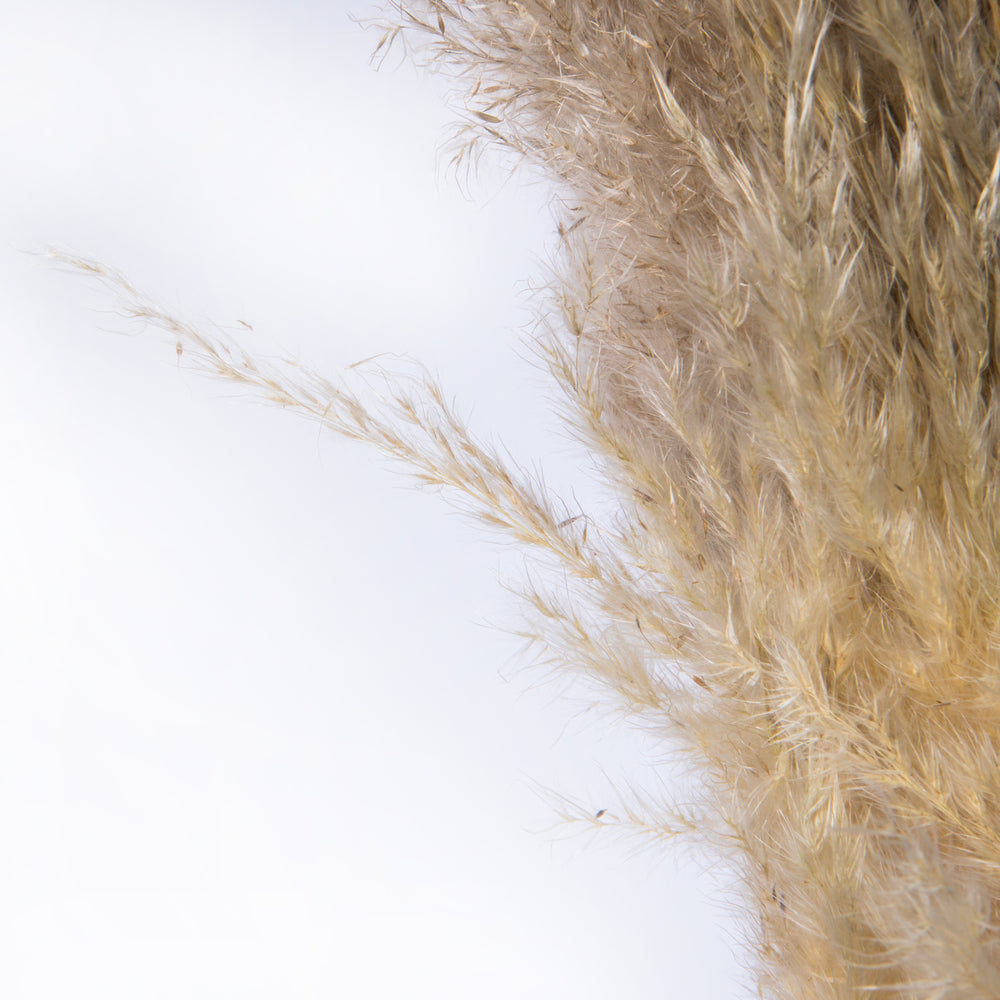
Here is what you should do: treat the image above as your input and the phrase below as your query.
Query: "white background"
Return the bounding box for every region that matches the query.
[1,1,745,996]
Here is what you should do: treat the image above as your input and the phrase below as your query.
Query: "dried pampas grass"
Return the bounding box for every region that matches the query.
[62,0,1000,996]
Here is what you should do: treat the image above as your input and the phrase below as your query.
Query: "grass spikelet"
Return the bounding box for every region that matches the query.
[58,0,1000,995]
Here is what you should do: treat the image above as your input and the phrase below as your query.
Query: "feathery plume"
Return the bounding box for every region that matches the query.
[60,0,1000,995]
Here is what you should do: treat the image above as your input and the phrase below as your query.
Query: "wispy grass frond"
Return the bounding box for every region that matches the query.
[60,0,1000,994]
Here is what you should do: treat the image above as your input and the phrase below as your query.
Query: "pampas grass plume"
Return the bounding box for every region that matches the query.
[60,1,1000,996]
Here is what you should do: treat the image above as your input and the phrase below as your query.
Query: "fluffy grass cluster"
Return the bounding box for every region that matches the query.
[63,0,1000,996]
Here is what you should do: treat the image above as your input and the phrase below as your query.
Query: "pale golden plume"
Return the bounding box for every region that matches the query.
[60,1,1000,995]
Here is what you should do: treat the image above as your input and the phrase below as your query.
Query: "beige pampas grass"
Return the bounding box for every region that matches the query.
[62,0,1000,996]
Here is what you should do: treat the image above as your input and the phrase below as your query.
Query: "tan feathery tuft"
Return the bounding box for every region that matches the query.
[59,1,1000,995]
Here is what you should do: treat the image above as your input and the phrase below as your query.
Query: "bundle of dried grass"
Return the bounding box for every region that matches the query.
[61,0,1000,996]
